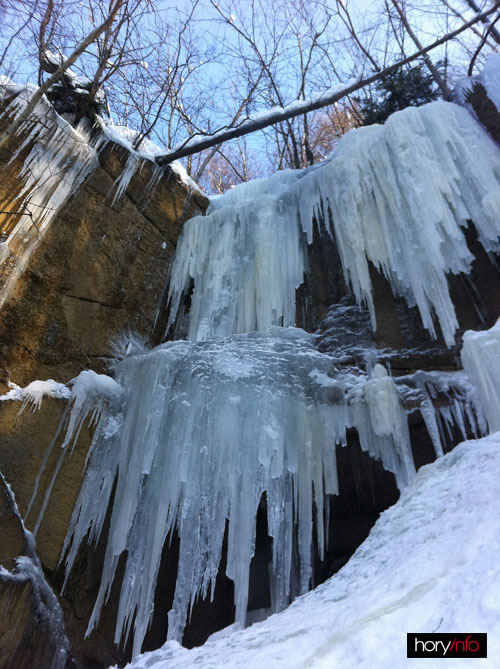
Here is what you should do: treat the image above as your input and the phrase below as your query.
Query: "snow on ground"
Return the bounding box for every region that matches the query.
[124,433,500,669]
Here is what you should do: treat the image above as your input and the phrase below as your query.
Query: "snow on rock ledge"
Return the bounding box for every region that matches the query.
[124,433,500,669]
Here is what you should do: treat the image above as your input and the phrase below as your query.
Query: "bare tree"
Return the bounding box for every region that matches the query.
[390,0,452,97]
[0,0,125,150]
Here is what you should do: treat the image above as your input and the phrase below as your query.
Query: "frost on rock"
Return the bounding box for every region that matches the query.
[60,332,419,656]
[168,101,500,346]
[462,317,500,433]
[0,473,71,669]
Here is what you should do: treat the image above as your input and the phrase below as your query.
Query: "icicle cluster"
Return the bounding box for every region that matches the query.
[0,473,71,669]
[166,170,307,339]
[0,82,101,305]
[60,331,416,656]
[396,370,486,458]
[295,101,500,346]
[169,101,500,346]
[462,318,500,432]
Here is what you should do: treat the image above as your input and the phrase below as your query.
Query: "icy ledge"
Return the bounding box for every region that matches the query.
[123,433,500,669]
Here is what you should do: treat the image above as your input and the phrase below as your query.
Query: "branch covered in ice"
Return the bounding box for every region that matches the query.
[154,4,500,166]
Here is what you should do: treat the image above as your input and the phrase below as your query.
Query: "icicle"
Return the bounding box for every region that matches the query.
[0,83,101,308]
[0,473,71,668]
[166,171,307,340]
[0,378,71,412]
[111,153,141,205]
[350,364,415,489]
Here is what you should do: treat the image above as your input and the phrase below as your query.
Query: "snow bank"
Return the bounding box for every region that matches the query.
[124,432,500,669]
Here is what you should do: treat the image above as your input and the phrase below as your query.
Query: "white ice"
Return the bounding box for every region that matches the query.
[0,82,101,307]
[455,52,500,113]
[462,317,500,433]
[168,100,500,347]
[0,473,71,669]
[58,331,421,657]
[0,378,71,412]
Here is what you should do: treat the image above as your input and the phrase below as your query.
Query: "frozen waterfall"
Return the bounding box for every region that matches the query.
[31,99,500,656]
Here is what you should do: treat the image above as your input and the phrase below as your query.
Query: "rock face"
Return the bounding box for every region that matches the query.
[0,110,208,667]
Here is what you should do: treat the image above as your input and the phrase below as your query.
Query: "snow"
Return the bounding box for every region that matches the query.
[161,79,359,159]
[168,100,500,347]
[461,317,500,433]
[60,370,123,450]
[99,120,204,198]
[0,378,71,411]
[123,432,500,669]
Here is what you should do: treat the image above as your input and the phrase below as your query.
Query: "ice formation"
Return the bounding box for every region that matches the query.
[0,378,71,411]
[395,369,486,459]
[168,100,500,346]
[0,80,201,310]
[59,331,417,656]
[455,52,500,112]
[22,97,500,657]
[0,473,71,668]
[0,81,101,306]
[461,317,500,432]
